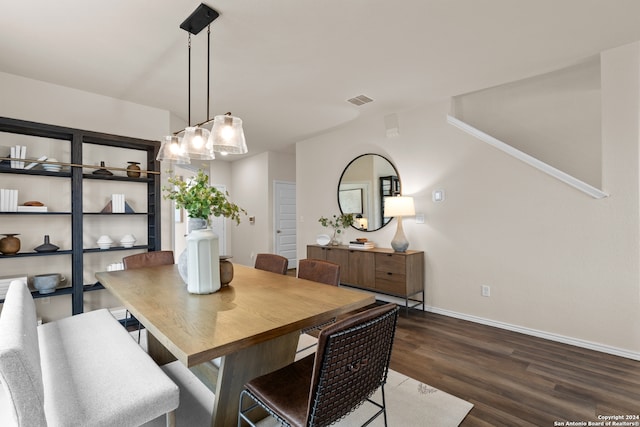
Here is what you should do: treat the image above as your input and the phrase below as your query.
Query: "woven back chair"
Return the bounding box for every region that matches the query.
[122,251,175,342]
[239,303,399,427]
[254,253,289,275]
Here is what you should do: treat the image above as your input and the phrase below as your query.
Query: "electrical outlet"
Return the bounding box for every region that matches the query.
[481,285,490,297]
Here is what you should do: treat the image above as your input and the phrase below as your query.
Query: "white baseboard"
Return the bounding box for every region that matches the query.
[426,305,640,362]
[370,293,640,361]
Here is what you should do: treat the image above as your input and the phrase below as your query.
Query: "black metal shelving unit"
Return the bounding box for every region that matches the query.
[0,116,161,314]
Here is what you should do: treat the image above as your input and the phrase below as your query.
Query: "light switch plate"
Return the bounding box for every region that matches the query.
[432,189,445,202]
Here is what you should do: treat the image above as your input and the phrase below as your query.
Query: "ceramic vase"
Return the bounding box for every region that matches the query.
[220,256,234,286]
[186,228,221,294]
[34,235,59,253]
[0,234,20,255]
[126,161,141,178]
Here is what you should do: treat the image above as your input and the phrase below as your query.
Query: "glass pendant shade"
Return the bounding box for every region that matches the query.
[181,126,214,160]
[157,135,190,163]
[208,114,248,154]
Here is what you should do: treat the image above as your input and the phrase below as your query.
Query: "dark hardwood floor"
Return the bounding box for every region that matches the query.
[389,308,640,426]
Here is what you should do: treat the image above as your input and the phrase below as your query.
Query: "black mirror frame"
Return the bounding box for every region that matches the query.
[337,153,400,232]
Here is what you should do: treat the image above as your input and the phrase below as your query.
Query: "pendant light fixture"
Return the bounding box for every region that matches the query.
[157,3,247,163]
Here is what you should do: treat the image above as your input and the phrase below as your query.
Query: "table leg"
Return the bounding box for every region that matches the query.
[191,330,300,427]
[147,332,177,365]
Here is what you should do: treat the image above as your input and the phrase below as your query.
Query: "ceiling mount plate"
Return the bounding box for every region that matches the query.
[180,3,219,35]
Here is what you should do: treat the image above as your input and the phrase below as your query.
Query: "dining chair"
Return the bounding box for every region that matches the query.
[297,258,340,286]
[238,303,399,427]
[122,250,175,342]
[296,258,342,354]
[254,253,289,275]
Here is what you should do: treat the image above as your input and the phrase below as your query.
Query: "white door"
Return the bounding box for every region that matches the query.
[274,181,296,269]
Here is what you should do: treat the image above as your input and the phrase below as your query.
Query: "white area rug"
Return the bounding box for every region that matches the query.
[136,330,473,426]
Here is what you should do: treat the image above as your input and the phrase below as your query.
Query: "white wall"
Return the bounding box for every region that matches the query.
[452,58,602,188]
[0,71,173,321]
[231,152,270,266]
[230,151,296,267]
[296,43,640,358]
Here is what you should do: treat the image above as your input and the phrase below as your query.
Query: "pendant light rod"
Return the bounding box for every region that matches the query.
[207,25,211,122]
[188,33,191,127]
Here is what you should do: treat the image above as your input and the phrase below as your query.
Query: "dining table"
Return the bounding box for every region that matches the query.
[96,263,375,427]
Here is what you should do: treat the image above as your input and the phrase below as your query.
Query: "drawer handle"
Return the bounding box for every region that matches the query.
[387,272,392,276]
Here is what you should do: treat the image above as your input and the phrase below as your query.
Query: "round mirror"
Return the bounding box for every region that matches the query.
[337,154,400,232]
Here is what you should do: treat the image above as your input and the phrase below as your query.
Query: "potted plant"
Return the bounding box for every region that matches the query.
[318,213,355,245]
[163,169,245,228]
[163,169,246,294]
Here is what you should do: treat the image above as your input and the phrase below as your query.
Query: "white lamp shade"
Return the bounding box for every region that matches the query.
[157,135,190,163]
[208,114,248,154]
[181,126,214,160]
[384,196,415,217]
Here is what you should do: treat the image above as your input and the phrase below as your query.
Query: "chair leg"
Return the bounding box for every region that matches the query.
[124,309,130,329]
[380,384,388,427]
[166,409,176,427]
[137,322,142,344]
[238,390,258,427]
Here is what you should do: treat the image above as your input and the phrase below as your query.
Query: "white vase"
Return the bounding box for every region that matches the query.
[186,228,221,294]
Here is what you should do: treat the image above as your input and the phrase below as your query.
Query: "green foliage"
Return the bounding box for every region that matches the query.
[163,169,246,224]
[318,213,355,234]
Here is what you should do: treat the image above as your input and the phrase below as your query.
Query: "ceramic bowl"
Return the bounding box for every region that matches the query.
[97,235,113,250]
[33,273,65,294]
[316,234,331,246]
[120,234,136,248]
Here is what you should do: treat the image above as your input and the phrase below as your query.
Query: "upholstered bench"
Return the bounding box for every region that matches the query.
[0,280,179,427]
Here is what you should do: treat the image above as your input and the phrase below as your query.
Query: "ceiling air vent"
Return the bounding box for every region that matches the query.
[347,95,374,106]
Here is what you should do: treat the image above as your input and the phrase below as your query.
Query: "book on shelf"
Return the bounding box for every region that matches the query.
[348,240,375,250]
[19,145,26,169]
[9,145,26,169]
[111,194,125,213]
[0,189,19,212]
[25,155,48,170]
[17,205,48,212]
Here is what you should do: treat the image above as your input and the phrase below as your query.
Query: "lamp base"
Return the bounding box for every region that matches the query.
[390,216,409,252]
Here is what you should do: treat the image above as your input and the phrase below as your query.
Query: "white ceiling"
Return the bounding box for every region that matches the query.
[2,1,640,159]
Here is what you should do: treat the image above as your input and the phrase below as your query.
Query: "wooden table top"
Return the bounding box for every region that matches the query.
[96,264,374,367]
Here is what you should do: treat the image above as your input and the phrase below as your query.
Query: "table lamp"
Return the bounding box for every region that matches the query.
[384,196,415,252]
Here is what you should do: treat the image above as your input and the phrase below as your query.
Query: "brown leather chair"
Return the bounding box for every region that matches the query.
[239,303,399,427]
[122,251,175,342]
[122,251,175,269]
[254,253,289,275]
[296,258,342,348]
[297,258,340,286]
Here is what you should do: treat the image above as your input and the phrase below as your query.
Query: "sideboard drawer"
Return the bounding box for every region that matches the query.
[375,270,407,294]
[375,252,406,273]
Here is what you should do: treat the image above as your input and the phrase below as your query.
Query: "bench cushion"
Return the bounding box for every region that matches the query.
[39,308,179,426]
[0,280,47,427]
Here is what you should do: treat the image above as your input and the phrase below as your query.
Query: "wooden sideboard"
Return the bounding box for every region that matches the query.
[307,244,424,313]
